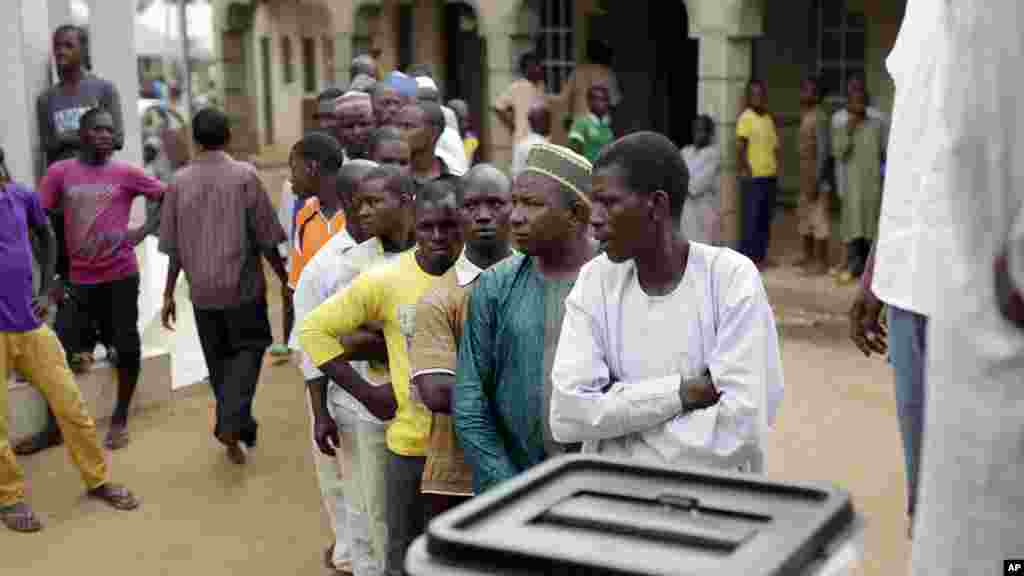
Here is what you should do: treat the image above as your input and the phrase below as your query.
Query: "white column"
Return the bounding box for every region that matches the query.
[86,0,166,349]
[0,1,52,184]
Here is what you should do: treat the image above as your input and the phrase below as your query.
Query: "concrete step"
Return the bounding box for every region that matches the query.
[8,347,172,444]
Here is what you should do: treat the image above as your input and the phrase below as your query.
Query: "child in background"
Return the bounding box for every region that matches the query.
[568,84,613,164]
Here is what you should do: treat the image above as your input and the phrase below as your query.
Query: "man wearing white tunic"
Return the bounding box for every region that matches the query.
[911,2,1024,573]
[550,132,784,471]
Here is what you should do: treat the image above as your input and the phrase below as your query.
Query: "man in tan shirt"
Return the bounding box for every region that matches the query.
[493,52,547,146]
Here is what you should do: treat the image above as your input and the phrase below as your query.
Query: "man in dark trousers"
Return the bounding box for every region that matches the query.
[160,108,289,465]
[18,24,124,456]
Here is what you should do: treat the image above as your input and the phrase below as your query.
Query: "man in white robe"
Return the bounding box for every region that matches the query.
[550,132,784,472]
[911,2,1024,573]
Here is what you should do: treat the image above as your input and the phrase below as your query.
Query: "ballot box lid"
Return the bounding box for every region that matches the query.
[419,455,854,576]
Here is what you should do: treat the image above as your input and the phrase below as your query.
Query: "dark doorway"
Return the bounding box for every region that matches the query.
[444,2,486,160]
[598,1,698,148]
[260,36,274,145]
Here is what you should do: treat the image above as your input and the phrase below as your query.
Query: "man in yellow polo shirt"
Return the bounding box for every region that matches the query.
[736,79,780,269]
[299,176,465,576]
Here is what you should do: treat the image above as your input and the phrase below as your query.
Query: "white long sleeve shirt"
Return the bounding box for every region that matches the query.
[550,243,784,471]
[290,234,400,423]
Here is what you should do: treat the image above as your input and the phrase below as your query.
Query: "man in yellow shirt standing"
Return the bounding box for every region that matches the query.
[736,79,780,269]
[299,176,465,576]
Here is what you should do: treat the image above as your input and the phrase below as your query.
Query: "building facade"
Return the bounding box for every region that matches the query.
[211,0,907,243]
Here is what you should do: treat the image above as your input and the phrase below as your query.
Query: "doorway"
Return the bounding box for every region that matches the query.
[444,2,486,159]
[596,1,698,147]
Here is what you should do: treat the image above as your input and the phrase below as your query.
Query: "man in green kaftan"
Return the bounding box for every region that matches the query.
[454,143,600,493]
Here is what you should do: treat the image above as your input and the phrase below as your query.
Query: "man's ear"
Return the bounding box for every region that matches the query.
[650,189,672,222]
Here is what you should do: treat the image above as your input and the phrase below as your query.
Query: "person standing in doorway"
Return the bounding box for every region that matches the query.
[454,143,599,493]
[736,80,780,270]
[159,108,289,465]
[0,149,140,533]
[680,115,721,245]
[797,77,833,275]
[410,165,515,518]
[38,108,166,451]
[20,24,125,457]
[493,53,547,150]
[553,40,622,134]
[833,76,884,284]
[448,99,479,166]
[567,85,614,164]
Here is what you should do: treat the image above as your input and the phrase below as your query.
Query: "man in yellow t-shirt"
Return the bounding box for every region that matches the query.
[299,176,465,575]
[736,79,780,268]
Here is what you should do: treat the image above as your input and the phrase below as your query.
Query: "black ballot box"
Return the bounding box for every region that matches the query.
[407,455,861,576]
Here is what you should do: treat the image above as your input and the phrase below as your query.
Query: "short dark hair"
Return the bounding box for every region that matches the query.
[192,107,231,149]
[519,52,539,75]
[416,175,463,209]
[295,131,345,172]
[369,126,404,154]
[79,107,111,132]
[694,114,715,133]
[594,131,690,220]
[363,165,416,199]
[337,160,378,207]
[317,87,346,102]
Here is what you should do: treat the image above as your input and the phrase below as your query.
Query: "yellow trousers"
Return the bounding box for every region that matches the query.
[0,326,108,506]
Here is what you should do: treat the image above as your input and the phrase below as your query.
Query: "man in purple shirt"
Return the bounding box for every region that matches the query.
[38,108,167,450]
[0,148,139,533]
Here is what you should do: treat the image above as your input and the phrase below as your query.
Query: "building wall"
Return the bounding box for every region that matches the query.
[248,0,337,149]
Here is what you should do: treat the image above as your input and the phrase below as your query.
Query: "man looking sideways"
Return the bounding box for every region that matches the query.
[549,132,784,472]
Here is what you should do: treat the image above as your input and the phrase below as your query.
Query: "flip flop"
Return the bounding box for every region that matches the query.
[104,425,131,450]
[13,430,63,456]
[87,483,140,511]
[0,502,43,533]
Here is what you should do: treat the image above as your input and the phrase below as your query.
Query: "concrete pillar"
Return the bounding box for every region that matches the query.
[411,0,443,84]
[690,0,764,249]
[479,8,517,173]
[87,0,166,346]
[327,2,354,85]
[695,32,754,248]
[0,1,52,185]
[376,0,400,76]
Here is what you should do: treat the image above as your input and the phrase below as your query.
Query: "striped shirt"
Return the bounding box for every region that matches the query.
[159,151,286,310]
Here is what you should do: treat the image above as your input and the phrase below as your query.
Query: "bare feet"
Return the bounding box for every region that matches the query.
[226,442,247,465]
[13,428,63,456]
[0,502,43,532]
[87,483,140,510]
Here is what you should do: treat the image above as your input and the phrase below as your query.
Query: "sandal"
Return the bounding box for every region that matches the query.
[0,502,43,532]
[104,425,131,450]
[87,483,140,511]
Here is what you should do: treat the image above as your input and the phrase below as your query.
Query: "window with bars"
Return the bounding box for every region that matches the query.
[302,37,317,93]
[281,36,294,85]
[322,35,336,86]
[537,0,574,93]
[817,2,866,98]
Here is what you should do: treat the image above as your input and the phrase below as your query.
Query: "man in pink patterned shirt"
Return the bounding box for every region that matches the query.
[39,108,166,450]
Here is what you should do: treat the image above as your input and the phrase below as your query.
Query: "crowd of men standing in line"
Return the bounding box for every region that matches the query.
[4,5,1024,575]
